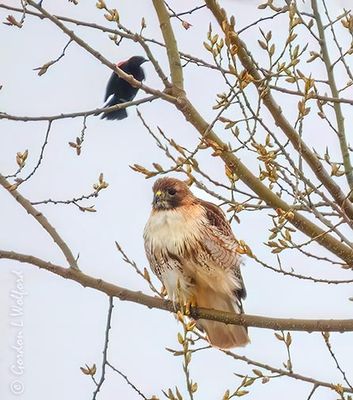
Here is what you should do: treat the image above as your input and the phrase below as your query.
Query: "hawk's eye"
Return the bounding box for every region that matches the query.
[167,188,176,196]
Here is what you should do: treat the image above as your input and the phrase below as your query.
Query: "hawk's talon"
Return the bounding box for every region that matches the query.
[160,285,167,298]
[184,296,197,316]
[185,301,191,316]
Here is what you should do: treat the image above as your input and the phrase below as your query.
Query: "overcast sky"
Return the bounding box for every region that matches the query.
[1,1,353,399]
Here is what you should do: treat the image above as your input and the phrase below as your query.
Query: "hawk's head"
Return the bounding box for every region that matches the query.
[151,177,194,210]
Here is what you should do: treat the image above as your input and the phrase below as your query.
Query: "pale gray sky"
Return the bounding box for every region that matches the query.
[1,1,353,399]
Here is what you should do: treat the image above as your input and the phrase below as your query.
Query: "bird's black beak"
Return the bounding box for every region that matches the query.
[142,58,149,64]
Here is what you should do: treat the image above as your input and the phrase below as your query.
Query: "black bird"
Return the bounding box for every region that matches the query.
[100,55,148,120]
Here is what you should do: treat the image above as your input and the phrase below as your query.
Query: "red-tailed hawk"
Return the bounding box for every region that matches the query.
[144,177,249,349]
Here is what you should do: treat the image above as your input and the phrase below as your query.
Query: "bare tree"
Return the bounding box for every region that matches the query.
[1,0,353,399]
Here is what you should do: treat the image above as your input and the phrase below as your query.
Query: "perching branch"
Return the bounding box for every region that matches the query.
[0,95,157,122]
[1,249,353,333]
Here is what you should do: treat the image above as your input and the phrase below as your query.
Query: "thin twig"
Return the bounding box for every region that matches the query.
[307,384,319,400]
[269,84,353,106]
[17,121,52,186]
[169,4,206,18]
[106,362,148,400]
[92,296,114,399]
[321,332,353,391]
[33,39,72,75]
[115,241,161,296]
[238,9,288,34]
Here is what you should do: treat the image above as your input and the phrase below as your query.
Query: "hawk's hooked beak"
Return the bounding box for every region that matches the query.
[153,190,163,206]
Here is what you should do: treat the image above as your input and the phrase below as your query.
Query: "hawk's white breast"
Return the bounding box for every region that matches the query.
[144,205,205,255]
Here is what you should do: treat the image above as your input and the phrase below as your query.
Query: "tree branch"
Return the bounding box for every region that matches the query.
[152,0,184,90]
[92,296,114,399]
[106,362,148,400]
[269,84,353,106]
[1,249,353,332]
[322,332,353,390]
[222,349,353,394]
[0,95,157,122]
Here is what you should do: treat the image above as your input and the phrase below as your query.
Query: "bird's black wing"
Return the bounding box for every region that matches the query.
[104,73,120,102]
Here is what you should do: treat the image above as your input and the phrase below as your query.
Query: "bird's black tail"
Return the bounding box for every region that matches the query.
[100,96,128,120]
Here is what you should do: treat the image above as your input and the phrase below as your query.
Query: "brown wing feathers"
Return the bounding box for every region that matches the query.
[198,199,233,236]
[198,198,247,300]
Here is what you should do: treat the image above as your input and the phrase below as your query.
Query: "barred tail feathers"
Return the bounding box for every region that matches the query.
[196,288,249,349]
